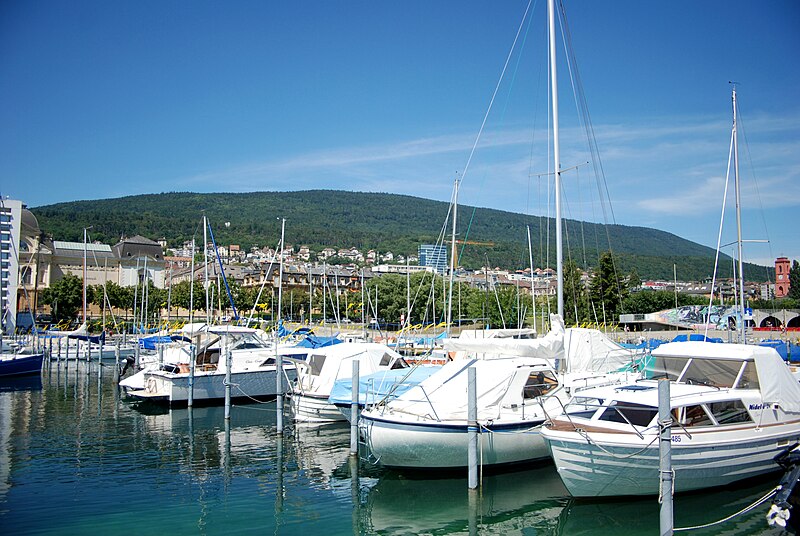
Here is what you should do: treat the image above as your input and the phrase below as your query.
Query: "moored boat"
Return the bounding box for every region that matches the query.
[541,340,800,497]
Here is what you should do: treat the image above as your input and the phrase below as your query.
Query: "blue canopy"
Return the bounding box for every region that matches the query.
[328,366,441,407]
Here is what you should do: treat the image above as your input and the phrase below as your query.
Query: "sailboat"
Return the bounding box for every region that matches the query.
[358,0,642,469]
[541,89,800,497]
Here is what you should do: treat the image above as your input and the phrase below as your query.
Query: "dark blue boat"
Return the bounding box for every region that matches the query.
[0,353,44,377]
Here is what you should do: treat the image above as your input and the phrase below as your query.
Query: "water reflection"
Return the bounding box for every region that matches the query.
[0,361,789,536]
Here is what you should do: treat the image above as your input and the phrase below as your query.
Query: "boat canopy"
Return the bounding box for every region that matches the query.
[653,341,800,413]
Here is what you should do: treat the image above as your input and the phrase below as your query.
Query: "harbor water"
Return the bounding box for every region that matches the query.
[0,360,789,535]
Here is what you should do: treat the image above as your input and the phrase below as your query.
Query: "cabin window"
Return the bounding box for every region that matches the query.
[390,357,409,370]
[598,402,658,427]
[707,400,752,425]
[260,357,276,366]
[308,354,326,376]
[379,353,392,367]
[649,356,689,380]
[735,361,760,390]
[679,358,742,388]
[523,370,558,399]
[672,405,714,427]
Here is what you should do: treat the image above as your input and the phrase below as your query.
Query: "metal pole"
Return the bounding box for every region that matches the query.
[224,336,232,420]
[188,334,197,408]
[350,359,360,455]
[276,218,286,435]
[134,341,140,370]
[467,366,479,489]
[548,0,564,319]
[114,340,120,382]
[658,378,673,536]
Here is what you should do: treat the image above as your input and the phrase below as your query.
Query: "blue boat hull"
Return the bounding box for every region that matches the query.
[0,353,44,377]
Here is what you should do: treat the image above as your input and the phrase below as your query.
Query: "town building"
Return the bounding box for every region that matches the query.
[418,244,448,274]
[776,257,791,298]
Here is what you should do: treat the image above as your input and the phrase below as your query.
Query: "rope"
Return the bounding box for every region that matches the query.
[674,485,779,531]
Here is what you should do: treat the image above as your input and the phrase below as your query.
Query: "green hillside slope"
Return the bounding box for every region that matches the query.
[31,190,771,281]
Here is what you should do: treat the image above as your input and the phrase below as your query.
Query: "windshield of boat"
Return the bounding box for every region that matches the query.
[598,401,658,428]
[229,331,269,350]
[648,355,757,389]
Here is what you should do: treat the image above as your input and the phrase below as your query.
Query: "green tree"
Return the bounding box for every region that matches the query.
[789,260,800,300]
[562,259,589,325]
[40,273,91,322]
[588,251,628,324]
[628,267,641,289]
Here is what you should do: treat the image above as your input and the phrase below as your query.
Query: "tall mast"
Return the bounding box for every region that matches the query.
[732,87,746,343]
[548,0,563,319]
[82,227,88,323]
[446,178,458,336]
[277,218,285,330]
[203,214,210,324]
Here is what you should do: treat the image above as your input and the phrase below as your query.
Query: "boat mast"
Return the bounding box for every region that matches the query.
[203,214,210,325]
[732,87,746,343]
[548,0,563,319]
[82,227,88,324]
[446,178,458,336]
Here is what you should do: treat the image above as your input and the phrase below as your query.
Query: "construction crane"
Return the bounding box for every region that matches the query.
[445,239,495,247]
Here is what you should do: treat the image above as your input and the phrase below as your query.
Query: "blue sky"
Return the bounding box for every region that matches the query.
[2,0,798,268]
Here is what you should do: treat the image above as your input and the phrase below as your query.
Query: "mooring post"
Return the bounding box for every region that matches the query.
[224,336,232,420]
[276,347,284,435]
[468,366,479,489]
[188,335,197,408]
[114,340,120,382]
[350,359,360,456]
[659,377,673,536]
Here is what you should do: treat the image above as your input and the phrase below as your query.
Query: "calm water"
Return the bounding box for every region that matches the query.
[0,360,790,535]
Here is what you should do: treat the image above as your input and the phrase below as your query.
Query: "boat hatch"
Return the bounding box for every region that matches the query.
[615,385,656,392]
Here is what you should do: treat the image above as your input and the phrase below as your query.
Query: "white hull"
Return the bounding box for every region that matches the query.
[361,415,549,468]
[130,368,296,405]
[290,393,347,423]
[545,423,800,497]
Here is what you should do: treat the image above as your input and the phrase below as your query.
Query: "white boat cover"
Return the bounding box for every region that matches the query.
[653,341,800,413]
[562,328,638,374]
[443,315,635,374]
[383,356,551,420]
[457,328,538,339]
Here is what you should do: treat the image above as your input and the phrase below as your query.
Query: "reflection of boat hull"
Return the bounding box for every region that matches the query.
[129,368,297,406]
[546,423,799,497]
[361,415,548,468]
[0,353,43,377]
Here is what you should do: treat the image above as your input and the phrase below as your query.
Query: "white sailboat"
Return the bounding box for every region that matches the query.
[359,0,641,470]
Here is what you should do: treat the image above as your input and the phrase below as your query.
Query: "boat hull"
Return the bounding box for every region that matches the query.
[361,414,549,468]
[130,368,296,406]
[291,392,347,423]
[0,353,44,377]
[544,426,800,497]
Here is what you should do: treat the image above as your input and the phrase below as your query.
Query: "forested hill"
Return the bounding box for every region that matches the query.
[32,190,770,281]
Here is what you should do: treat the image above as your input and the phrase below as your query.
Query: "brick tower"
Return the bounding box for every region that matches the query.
[775,257,791,298]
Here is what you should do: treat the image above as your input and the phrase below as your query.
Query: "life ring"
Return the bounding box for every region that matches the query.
[146,377,157,394]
